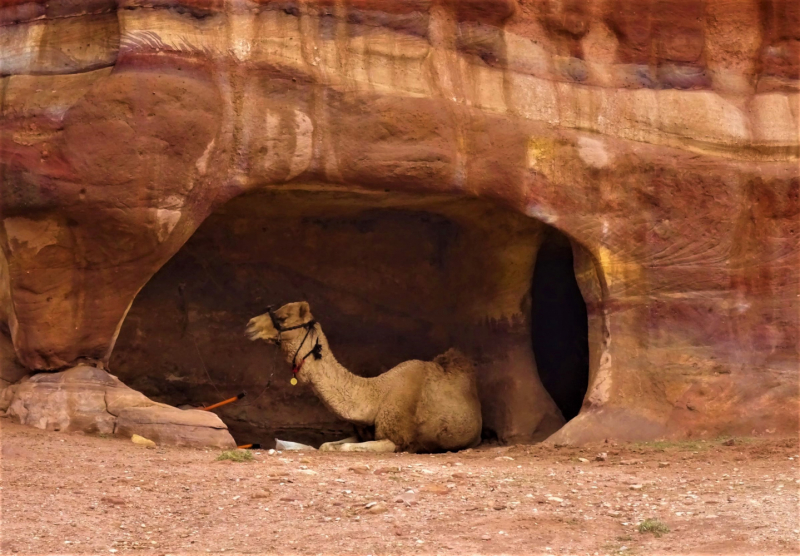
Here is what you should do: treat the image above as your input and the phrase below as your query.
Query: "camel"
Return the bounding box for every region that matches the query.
[246,302,482,453]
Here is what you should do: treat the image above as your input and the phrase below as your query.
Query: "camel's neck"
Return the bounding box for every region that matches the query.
[280,326,381,425]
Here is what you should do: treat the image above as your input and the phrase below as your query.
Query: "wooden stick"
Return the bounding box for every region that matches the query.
[202,392,245,411]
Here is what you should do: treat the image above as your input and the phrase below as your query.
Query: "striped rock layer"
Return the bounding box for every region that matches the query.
[1,0,797,444]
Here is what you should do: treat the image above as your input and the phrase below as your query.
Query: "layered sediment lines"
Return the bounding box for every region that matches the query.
[1,0,798,442]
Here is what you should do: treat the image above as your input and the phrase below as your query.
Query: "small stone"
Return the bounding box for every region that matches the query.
[101,496,126,506]
[349,465,370,475]
[368,503,388,514]
[421,484,450,495]
[297,469,317,476]
[251,492,269,499]
[299,458,311,464]
[373,466,401,475]
[629,484,643,490]
[131,434,156,448]
[267,449,276,455]
[722,438,735,446]
[365,502,377,509]
[451,472,469,479]
[620,459,642,466]
[577,457,589,463]
[494,456,514,461]
[481,534,491,541]
[394,491,417,506]
[595,453,608,461]
[493,502,507,510]
[658,462,670,468]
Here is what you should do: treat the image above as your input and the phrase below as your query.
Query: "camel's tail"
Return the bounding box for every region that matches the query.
[434,348,475,375]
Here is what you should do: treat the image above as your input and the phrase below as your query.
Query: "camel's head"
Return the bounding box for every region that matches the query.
[246,302,315,345]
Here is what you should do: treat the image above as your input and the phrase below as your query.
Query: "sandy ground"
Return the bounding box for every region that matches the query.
[1,420,798,555]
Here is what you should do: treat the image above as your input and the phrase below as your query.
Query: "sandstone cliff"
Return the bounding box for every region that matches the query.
[1,0,797,444]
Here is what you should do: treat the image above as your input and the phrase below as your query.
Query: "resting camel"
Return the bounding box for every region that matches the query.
[246,302,482,453]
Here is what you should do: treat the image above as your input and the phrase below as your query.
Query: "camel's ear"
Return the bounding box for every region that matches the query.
[296,301,313,322]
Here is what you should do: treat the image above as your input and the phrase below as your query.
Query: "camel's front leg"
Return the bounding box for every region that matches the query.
[318,436,358,451]
[320,439,397,453]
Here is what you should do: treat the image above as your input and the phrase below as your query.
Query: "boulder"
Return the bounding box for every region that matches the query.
[6,366,122,434]
[4,366,236,448]
[115,406,235,449]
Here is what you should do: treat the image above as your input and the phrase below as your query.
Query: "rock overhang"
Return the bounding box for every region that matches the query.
[0,0,798,444]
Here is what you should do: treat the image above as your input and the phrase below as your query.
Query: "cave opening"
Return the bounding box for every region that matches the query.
[531,229,590,422]
[110,188,595,447]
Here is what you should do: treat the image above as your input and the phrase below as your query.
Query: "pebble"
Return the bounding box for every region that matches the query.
[394,491,418,506]
[130,435,156,448]
[595,453,608,462]
[481,534,491,541]
[658,462,670,468]
[421,484,450,495]
[373,466,401,475]
[578,458,590,463]
[629,484,643,490]
[368,503,388,514]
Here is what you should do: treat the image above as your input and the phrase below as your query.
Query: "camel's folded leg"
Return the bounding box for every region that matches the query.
[321,439,397,453]
[318,437,358,451]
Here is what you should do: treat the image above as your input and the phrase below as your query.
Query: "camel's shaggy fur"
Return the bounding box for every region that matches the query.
[247,302,482,453]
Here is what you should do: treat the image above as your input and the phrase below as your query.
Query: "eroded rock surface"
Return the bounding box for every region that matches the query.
[2,366,235,448]
[0,0,797,444]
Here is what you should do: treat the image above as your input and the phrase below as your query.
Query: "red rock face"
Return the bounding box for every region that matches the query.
[0,0,797,444]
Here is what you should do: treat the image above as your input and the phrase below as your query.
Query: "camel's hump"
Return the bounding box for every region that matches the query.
[433,348,475,375]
